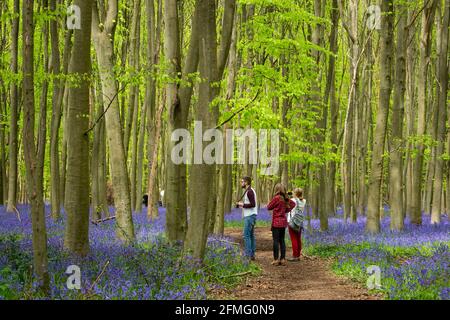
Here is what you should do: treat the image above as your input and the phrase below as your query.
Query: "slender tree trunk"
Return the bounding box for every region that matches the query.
[164,0,187,240]
[6,0,19,212]
[325,0,339,218]
[340,0,358,223]
[214,13,238,234]
[145,0,161,217]
[411,0,438,225]
[49,0,66,220]
[22,0,49,291]
[92,0,135,242]
[60,85,69,204]
[389,0,407,231]
[430,0,449,224]
[405,8,418,218]
[148,97,165,219]
[129,0,142,211]
[366,0,394,234]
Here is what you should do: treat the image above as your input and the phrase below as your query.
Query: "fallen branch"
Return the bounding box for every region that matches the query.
[86,260,110,297]
[219,271,252,279]
[91,216,116,225]
[13,206,21,223]
[213,238,240,246]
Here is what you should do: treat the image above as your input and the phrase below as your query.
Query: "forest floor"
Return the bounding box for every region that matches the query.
[211,226,382,300]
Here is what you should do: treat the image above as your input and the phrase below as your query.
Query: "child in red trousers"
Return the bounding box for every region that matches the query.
[287,188,306,261]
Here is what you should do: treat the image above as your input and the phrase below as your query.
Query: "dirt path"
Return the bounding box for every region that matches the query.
[212,227,381,300]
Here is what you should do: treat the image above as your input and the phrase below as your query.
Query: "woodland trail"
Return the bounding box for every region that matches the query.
[212,227,382,300]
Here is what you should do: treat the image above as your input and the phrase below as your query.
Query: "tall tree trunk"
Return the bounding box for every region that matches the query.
[185,0,236,259]
[389,0,407,231]
[430,0,449,224]
[366,0,394,234]
[164,0,187,240]
[6,0,19,212]
[185,0,219,259]
[214,12,238,234]
[64,0,92,255]
[49,0,69,220]
[148,96,165,219]
[129,0,141,211]
[340,0,358,223]
[92,0,135,242]
[411,0,438,225]
[145,0,161,217]
[405,8,418,218]
[325,0,339,218]
[22,0,49,291]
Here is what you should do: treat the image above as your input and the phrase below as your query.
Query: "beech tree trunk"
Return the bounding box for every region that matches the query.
[430,0,449,224]
[6,0,19,213]
[411,0,438,225]
[64,0,93,255]
[389,0,407,231]
[366,0,394,234]
[92,0,135,242]
[22,0,49,291]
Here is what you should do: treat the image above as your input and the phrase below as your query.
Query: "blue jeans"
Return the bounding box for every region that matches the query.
[243,214,257,257]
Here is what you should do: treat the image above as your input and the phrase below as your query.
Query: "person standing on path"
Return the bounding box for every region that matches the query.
[287,188,306,261]
[236,176,258,260]
[267,183,295,266]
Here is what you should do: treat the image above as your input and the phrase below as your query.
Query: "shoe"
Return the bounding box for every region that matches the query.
[250,256,256,261]
[287,257,300,262]
[271,260,280,266]
[280,259,287,266]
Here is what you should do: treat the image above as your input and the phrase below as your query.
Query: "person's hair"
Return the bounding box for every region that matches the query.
[293,188,303,199]
[273,183,289,206]
[242,176,252,186]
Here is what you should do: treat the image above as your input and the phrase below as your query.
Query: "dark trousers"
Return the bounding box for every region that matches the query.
[271,227,286,260]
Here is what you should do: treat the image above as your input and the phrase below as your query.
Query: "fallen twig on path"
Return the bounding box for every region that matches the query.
[219,271,252,279]
[213,238,240,246]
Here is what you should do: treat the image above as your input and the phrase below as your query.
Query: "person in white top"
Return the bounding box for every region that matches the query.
[236,176,258,260]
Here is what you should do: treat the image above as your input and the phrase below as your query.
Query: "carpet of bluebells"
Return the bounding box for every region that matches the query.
[226,206,450,300]
[0,205,256,300]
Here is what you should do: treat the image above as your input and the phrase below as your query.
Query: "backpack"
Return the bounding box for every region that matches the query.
[288,198,305,232]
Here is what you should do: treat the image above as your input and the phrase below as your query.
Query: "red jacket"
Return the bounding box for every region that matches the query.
[267,195,296,228]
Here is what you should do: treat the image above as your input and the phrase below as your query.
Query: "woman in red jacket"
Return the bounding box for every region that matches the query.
[267,183,296,266]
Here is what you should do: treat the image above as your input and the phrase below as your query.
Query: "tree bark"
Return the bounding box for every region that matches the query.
[6,0,20,212]
[22,0,49,291]
[411,0,438,225]
[389,0,407,231]
[92,0,135,242]
[185,0,219,259]
[325,0,339,219]
[164,0,186,241]
[430,0,449,224]
[64,0,92,255]
[366,0,394,234]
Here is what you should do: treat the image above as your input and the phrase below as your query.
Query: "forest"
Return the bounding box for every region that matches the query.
[0,0,448,301]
